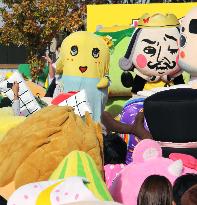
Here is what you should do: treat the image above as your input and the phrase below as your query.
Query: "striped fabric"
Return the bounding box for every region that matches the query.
[8,150,112,205]
[50,151,112,201]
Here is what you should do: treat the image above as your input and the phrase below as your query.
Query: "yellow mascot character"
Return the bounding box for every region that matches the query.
[56,31,110,122]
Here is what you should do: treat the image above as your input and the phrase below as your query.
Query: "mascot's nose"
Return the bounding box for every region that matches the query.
[79,66,88,73]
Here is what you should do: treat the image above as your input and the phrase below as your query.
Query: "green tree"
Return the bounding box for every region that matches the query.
[0,0,86,81]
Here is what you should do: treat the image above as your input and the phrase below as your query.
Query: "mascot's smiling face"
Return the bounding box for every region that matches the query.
[132,27,180,77]
[58,31,110,79]
[179,7,197,77]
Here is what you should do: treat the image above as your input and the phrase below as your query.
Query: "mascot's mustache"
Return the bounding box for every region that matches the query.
[147,61,176,70]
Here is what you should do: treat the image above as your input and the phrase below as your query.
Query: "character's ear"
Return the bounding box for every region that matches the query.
[119,28,141,71]
[168,160,183,177]
[133,139,162,163]
[119,57,133,71]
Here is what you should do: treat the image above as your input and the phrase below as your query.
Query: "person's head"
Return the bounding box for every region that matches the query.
[181,184,197,205]
[173,173,197,205]
[103,133,127,165]
[137,175,173,205]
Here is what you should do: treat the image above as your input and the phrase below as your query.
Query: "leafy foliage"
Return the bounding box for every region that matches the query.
[0,0,85,81]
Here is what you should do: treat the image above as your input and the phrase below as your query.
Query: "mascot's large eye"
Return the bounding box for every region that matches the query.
[189,19,197,34]
[143,46,156,57]
[70,45,78,56]
[92,48,100,58]
[180,35,186,48]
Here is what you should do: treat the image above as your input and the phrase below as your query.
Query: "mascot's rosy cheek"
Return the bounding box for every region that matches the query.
[136,54,147,69]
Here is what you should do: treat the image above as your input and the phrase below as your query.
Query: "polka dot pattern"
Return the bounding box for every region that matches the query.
[104,164,126,188]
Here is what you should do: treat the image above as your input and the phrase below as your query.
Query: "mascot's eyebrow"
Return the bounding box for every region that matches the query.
[164,34,177,42]
[142,39,156,44]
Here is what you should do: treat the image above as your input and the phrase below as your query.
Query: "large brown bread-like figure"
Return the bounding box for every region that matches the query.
[0,106,103,188]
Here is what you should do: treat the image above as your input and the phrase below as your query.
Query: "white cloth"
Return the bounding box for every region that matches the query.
[58,90,92,117]
[12,100,20,116]
[0,71,41,116]
[8,177,98,205]
[53,80,64,98]
[0,74,5,83]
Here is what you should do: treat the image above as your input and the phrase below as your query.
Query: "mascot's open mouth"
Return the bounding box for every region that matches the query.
[79,66,88,73]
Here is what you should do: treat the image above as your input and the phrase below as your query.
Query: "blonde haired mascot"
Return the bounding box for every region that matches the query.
[56,31,110,122]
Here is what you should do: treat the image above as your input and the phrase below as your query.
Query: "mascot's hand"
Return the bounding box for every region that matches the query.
[97,77,109,89]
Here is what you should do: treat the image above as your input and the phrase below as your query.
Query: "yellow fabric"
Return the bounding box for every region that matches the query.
[0,181,15,200]
[97,77,109,89]
[144,81,173,90]
[56,31,110,81]
[138,13,179,28]
[36,181,63,205]
[44,79,49,89]
[25,80,46,97]
[141,71,190,91]
[5,72,13,79]
[50,151,112,201]
[0,108,26,142]
[0,106,103,189]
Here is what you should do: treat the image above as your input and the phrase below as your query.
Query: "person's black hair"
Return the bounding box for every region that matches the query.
[103,133,127,165]
[173,173,197,205]
[137,175,173,205]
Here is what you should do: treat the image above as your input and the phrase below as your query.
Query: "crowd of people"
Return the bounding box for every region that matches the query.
[137,174,197,205]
